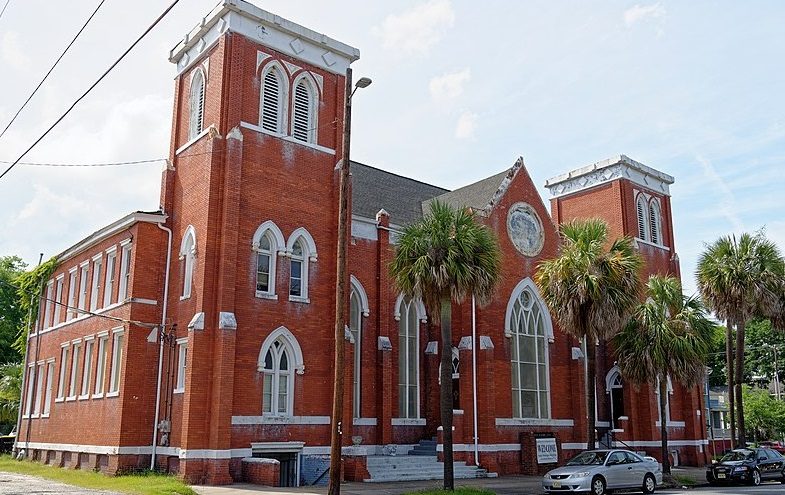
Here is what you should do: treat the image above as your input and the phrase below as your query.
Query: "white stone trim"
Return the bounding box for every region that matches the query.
[437,443,521,453]
[218,311,237,330]
[232,415,329,425]
[393,294,427,322]
[655,421,687,428]
[349,275,370,317]
[258,326,305,375]
[504,278,554,338]
[251,220,286,254]
[352,417,377,426]
[286,227,318,261]
[391,418,426,426]
[251,441,305,453]
[175,125,215,156]
[239,121,336,155]
[495,418,575,427]
[188,312,205,331]
[170,1,360,76]
[56,213,165,263]
[545,155,674,198]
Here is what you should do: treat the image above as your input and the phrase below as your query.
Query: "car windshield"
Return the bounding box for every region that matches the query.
[721,450,754,462]
[567,451,609,465]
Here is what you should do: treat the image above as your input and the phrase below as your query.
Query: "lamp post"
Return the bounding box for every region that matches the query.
[328,68,371,495]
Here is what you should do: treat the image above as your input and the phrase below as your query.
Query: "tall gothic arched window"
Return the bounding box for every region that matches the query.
[179,226,197,299]
[636,194,649,241]
[398,298,419,418]
[261,338,293,415]
[188,69,205,139]
[649,200,662,245]
[350,290,362,418]
[260,65,286,133]
[508,283,551,419]
[291,77,317,143]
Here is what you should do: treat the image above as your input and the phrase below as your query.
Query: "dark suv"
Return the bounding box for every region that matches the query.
[707,448,785,486]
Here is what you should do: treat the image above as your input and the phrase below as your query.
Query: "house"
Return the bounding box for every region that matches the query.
[15,0,708,485]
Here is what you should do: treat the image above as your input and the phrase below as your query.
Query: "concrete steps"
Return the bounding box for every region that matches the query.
[364,455,488,482]
[408,438,437,456]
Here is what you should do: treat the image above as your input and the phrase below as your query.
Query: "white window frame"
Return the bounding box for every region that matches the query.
[636,193,650,242]
[23,363,35,418]
[285,228,317,303]
[103,248,117,307]
[90,254,103,311]
[290,74,318,143]
[174,338,188,393]
[397,298,420,419]
[506,278,553,420]
[118,240,132,301]
[259,62,288,134]
[93,332,109,398]
[257,326,304,417]
[260,338,295,416]
[77,262,89,313]
[32,362,45,417]
[188,68,206,139]
[108,328,125,397]
[42,360,55,417]
[350,289,363,418]
[56,344,69,401]
[67,339,81,400]
[649,199,663,246]
[180,226,197,300]
[252,221,285,299]
[80,337,94,399]
[42,281,54,330]
[66,268,77,321]
[53,275,64,326]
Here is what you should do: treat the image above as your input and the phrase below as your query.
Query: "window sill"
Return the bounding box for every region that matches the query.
[78,394,90,401]
[288,295,310,304]
[41,414,50,419]
[173,388,184,394]
[655,421,686,427]
[239,121,336,155]
[255,291,278,301]
[54,398,64,403]
[65,396,76,402]
[175,125,215,156]
[106,391,120,398]
[635,237,670,251]
[179,295,191,301]
[391,418,426,426]
[495,418,575,427]
[92,393,103,399]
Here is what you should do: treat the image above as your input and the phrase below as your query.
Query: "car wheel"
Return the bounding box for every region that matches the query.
[591,475,606,495]
[749,468,761,486]
[642,473,656,494]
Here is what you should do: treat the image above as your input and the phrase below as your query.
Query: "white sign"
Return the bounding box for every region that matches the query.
[536,437,558,464]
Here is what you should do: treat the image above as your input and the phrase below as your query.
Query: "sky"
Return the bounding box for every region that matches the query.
[0,0,783,296]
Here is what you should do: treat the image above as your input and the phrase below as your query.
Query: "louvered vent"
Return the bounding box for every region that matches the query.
[261,70,281,132]
[649,203,660,244]
[292,81,311,142]
[189,71,205,139]
[636,197,647,240]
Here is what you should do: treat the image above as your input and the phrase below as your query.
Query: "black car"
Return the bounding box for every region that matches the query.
[707,448,785,486]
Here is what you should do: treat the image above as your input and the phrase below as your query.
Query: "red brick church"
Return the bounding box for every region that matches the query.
[15,0,708,486]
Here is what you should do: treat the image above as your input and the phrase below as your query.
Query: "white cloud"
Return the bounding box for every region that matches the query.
[623,3,666,27]
[429,68,471,103]
[1,31,30,71]
[696,155,745,233]
[373,0,455,56]
[455,111,477,140]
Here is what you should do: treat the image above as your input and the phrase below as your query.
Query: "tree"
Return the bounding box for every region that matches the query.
[743,385,785,442]
[0,363,22,430]
[696,232,785,447]
[706,325,729,387]
[613,275,715,474]
[535,219,642,449]
[743,319,785,391]
[390,200,501,491]
[0,256,26,364]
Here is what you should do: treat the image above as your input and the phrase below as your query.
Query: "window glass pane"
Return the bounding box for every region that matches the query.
[521,391,537,417]
[520,335,535,362]
[279,351,288,371]
[277,375,288,413]
[512,391,520,418]
[262,374,272,412]
[259,233,271,251]
[521,363,537,389]
[538,364,548,390]
[539,392,549,418]
[264,350,273,370]
[511,362,520,389]
[292,241,303,257]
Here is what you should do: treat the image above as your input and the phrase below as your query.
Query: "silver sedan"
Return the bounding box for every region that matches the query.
[542,449,663,494]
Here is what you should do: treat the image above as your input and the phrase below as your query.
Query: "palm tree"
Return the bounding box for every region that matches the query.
[535,219,642,449]
[696,232,785,447]
[613,275,715,474]
[390,200,501,491]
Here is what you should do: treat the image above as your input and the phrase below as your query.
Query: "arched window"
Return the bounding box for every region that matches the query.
[286,228,317,302]
[350,289,362,418]
[636,194,649,241]
[649,200,662,245]
[258,327,304,416]
[655,375,674,424]
[398,297,420,418]
[507,279,551,419]
[179,226,197,299]
[188,69,205,139]
[252,221,285,298]
[606,367,625,428]
[260,65,287,133]
[291,76,317,143]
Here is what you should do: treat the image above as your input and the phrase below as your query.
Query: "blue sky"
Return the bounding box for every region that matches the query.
[0,0,783,296]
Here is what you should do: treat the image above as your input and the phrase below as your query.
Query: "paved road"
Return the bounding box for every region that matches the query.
[0,471,121,494]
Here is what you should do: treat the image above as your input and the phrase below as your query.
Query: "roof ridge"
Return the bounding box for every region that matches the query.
[351,160,449,192]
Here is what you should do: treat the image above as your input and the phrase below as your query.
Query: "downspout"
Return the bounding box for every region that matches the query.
[471,295,479,466]
[151,221,173,470]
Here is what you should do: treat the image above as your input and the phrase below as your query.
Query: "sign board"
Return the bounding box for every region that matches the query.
[535,437,558,464]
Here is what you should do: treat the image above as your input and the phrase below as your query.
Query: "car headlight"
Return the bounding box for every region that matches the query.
[734,466,748,472]
[571,471,591,478]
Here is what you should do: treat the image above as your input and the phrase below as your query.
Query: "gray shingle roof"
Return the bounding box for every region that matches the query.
[423,168,512,216]
[351,161,448,226]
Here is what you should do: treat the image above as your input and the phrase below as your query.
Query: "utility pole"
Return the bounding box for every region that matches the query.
[773,346,781,401]
[328,68,371,495]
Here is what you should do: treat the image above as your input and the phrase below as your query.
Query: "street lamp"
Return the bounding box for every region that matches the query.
[328,68,371,495]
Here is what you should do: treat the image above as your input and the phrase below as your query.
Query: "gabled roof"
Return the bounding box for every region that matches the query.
[351,161,447,226]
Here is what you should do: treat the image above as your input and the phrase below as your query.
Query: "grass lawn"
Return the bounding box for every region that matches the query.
[404,488,496,495]
[0,455,195,495]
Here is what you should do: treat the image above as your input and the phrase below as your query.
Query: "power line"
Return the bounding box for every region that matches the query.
[0,0,106,141]
[0,0,182,182]
[0,0,10,22]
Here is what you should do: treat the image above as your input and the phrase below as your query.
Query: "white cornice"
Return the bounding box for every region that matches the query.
[57,212,167,263]
[169,0,360,76]
[545,155,674,198]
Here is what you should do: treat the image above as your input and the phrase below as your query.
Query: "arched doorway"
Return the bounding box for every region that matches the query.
[606,368,625,429]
